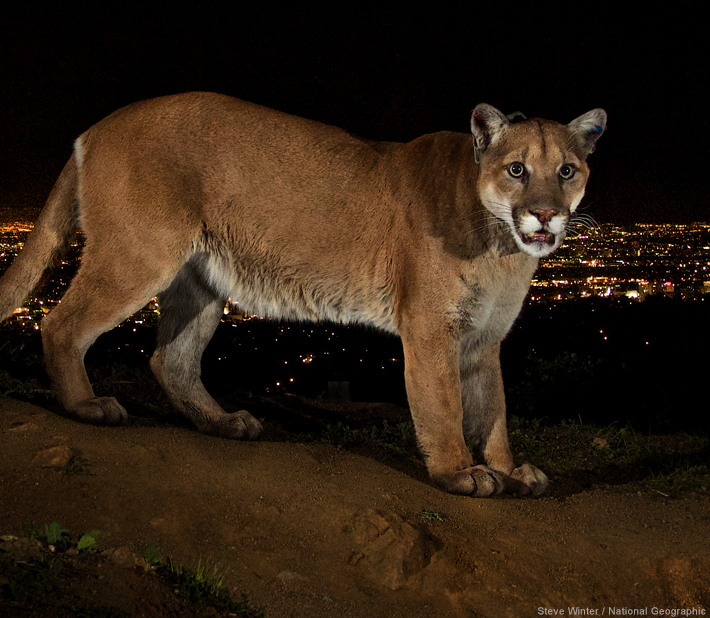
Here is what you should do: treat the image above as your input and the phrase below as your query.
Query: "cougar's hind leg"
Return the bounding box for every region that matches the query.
[150,257,263,440]
[41,251,178,426]
[460,340,549,496]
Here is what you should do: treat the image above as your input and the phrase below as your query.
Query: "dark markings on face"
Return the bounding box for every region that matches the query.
[535,120,547,158]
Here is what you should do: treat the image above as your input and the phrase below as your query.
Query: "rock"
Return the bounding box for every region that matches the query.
[30,445,73,468]
[8,422,40,432]
[348,508,440,590]
[102,546,138,568]
[0,536,44,562]
[276,570,308,581]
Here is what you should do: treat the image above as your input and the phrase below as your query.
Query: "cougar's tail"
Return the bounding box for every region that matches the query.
[0,153,79,322]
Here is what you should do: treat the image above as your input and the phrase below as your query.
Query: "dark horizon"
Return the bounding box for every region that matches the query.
[1,7,707,225]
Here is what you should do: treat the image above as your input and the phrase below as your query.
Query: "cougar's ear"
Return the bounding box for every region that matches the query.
[471,103,511,163]
[568,108,607,157]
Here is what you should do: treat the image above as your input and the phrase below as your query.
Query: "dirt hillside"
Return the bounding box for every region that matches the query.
[1,397,708,617]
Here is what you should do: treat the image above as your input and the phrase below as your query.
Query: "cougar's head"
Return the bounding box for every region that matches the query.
[471,103,606,258]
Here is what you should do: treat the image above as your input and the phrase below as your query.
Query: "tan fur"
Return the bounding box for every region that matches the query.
[0,93,605,495]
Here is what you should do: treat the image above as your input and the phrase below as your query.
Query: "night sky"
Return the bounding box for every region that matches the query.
[0,6,706,224]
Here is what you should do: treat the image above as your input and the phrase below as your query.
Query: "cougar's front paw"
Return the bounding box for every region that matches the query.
[507,462,550,496]
[69,397,128,426]
[468,465,506,497]
[432,465,506,497]
[211,410,263,441]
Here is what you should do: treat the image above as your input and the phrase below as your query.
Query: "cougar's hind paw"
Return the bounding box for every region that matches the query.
[213,410,263,441]
[69,397,128,426]
[508,462,550,496]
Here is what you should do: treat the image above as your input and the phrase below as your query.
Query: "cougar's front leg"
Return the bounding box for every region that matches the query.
[400,324,481,495]
[460,339,549,496]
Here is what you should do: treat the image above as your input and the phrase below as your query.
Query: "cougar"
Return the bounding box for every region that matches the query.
[0,93,605,496]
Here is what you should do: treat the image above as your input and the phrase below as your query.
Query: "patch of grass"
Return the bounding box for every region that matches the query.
[421,509,447,523]
[0,369,52,398]
[145,548,266,617]
[312,414,708,498]
[0,339,53,401]
[2,527,265,617]
[321,418,418,457]
[162,558,229,604]
[89,362,173,420]
[509,416,710,496]
[645,464,709,497]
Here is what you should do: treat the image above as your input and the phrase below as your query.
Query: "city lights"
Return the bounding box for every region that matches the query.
[2,221,709,339]
[533,222,710,303]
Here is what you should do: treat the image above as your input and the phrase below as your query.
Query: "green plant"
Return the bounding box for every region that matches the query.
[421,509,447,523]
[21,521,44,542]
[21,521,72,552]
[142,543,164,566]
[77,529,101,551]
[20,521,99,553]
[44,522,71,550]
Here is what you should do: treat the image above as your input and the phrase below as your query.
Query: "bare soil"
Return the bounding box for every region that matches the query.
[1,396,709,618]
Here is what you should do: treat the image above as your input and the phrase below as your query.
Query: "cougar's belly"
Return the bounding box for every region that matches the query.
[200,248,398,332]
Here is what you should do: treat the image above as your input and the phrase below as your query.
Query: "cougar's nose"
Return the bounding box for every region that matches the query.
[530,208,558,225]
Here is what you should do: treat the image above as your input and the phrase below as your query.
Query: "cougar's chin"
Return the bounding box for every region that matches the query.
[510,209,568,258]
[513,226,562,258]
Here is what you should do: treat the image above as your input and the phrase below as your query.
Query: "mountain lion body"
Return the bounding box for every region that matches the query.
[0,93,605,496]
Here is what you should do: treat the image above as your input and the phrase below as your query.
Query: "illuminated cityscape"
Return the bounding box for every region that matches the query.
[2,221,709,415]
[3,221,710,328]
[532,222,710,303]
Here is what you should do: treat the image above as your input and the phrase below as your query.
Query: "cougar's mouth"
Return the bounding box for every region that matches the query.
[521,230,556,246]
[509,211,566,257]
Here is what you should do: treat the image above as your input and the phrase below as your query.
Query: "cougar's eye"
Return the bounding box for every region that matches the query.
[508,162,525,178]
[559,164,576,180]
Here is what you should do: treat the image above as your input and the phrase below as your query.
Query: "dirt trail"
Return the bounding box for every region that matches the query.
[1,397,708,617]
